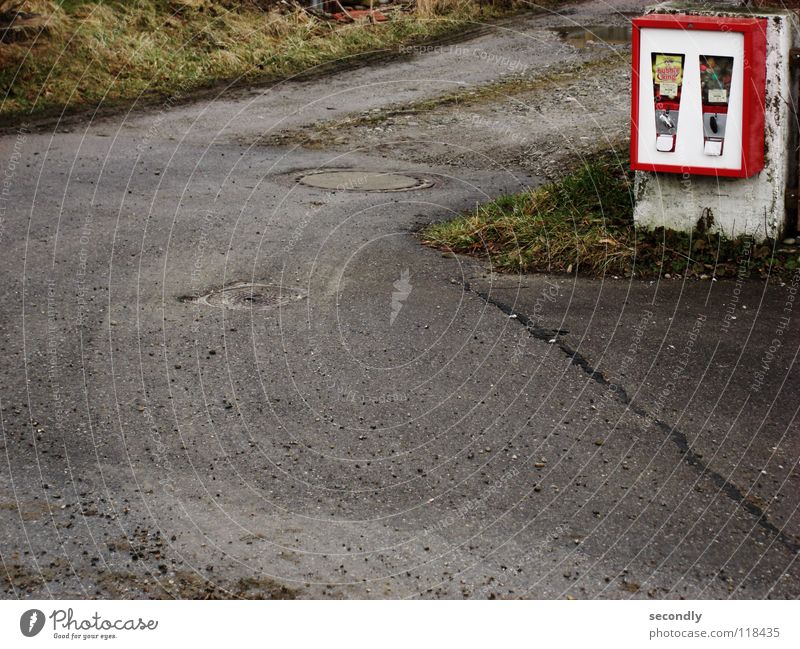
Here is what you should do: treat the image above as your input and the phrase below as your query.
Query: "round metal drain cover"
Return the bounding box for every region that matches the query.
[192,283,306,310]
[298,170,432,192]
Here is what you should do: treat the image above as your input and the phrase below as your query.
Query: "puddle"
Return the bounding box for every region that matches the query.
[297,170,433,192]
[552,25,632,49]
[184,283,307,310]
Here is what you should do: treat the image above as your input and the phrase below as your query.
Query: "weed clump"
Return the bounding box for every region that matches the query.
[422,154,798,281]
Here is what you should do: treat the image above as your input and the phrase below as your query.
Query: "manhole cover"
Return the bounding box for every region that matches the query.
[188,283,306,310]
[297,170,433,192]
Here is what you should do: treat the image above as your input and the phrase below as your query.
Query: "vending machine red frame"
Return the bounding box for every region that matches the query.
[630,14,767,178]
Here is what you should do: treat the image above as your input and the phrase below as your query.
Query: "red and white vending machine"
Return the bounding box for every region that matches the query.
[630,14,767,178]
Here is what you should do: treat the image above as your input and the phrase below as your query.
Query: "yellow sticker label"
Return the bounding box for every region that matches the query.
[653,54,683,98]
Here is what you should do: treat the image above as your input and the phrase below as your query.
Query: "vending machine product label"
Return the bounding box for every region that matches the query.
[708,88,728,103]
[659,82,678,97]
[652,54,684,99]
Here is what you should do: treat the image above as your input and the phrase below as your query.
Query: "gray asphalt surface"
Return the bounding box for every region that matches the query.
[0,0,798,599]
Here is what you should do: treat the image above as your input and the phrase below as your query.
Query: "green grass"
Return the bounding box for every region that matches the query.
[421,154,800,281]
[0,0,498,122]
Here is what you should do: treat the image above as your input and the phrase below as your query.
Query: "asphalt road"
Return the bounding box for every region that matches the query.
[1,0,798,599]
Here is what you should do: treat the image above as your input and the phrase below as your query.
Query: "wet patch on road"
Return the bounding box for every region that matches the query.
[551,25,632,49]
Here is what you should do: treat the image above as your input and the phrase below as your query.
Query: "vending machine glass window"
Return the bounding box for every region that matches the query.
[651,53,684,152]
[699,55,733,156]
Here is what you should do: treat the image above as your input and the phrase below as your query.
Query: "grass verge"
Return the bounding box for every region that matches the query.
[0,0,508,124]
[421,153,800,281]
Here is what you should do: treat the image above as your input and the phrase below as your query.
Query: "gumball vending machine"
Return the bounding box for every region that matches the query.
[630,14,767,178]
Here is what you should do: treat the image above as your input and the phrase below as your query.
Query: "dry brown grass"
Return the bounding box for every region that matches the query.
[0,0,499,122]
[415,0,480,18]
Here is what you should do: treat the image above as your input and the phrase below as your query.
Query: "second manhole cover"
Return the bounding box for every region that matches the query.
[191,283,306,310]
[297,170,433,192]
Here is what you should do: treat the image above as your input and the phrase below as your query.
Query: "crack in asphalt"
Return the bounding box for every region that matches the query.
[463,280,800,556]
